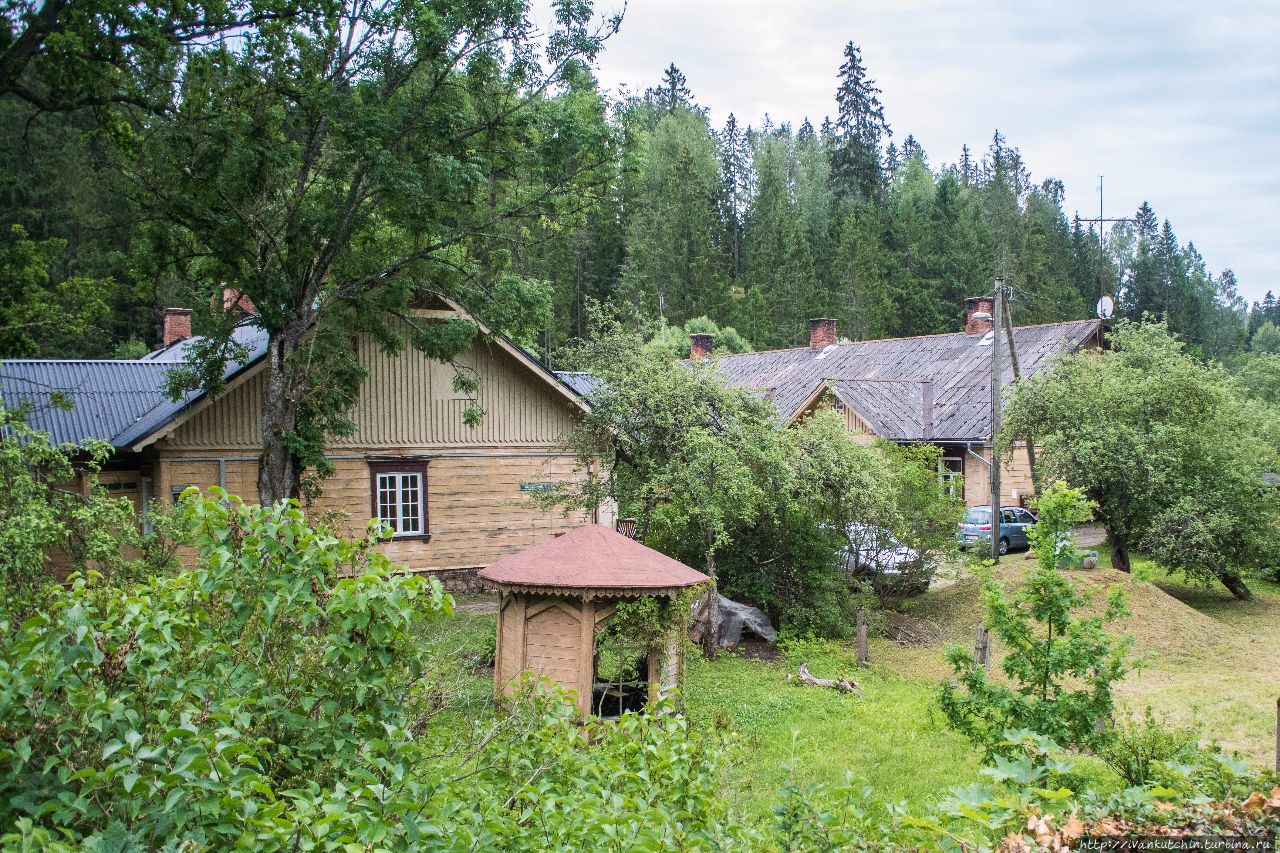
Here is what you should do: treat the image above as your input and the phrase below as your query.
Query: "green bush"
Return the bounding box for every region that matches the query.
[1098,708,1200,787]
[0,490,454,848]
[939,561,1134,757]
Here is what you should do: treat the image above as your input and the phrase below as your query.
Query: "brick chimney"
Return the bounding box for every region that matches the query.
[162,308,193,346]
[965,296,994,336]
[689,332,714,361]
[808,318,837,351]
[222,285,256,315]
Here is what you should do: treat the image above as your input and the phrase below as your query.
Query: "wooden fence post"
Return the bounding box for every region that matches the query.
[1275,696,1279,774]
[975,625,990,672]
[856,607,868,666]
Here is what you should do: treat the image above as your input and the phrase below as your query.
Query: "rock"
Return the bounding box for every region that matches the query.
[714,594,778,647]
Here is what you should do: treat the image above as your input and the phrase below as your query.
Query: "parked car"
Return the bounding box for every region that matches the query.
[957,505,1037,555]
[841,523,932,597]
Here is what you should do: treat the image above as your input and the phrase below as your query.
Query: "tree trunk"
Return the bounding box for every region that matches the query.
[257,324,309,504]
[1220,572,1253,601]
[1108,531,1131,573]
[688,548,721,659]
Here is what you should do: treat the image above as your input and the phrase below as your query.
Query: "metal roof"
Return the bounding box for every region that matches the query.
[712,319,1102,442]
[1,322,268,449]
[553,370,604,401]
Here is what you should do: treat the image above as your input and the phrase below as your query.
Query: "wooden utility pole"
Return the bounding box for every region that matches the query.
[1002,302,1041,496]
[856,607,868,666]
[990,280,1004,563]
[974,625,990,672]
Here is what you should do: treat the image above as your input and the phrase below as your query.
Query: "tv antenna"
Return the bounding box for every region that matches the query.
[1078,176,1132,309]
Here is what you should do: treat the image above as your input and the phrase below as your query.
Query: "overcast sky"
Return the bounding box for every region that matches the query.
[548,1,1280,303]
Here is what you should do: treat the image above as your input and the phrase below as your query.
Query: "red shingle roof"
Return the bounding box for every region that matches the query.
[478,525,709,595]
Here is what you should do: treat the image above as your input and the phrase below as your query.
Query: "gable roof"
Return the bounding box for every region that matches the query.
[2,298,586,450]
[2,322,268,448]
[478,524,709,596]
[714,319,1101,442]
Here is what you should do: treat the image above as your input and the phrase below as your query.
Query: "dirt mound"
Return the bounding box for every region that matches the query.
[903,560,1233,661]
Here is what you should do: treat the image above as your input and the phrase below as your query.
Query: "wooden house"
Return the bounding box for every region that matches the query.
[694,299,1103,507]
[2,293,610,589]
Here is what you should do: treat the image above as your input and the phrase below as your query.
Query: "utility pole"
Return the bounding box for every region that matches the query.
[990,279,1004,563]
[1078,176,1133,308]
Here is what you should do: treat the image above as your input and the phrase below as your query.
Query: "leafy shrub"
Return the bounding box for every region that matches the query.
[1098,707,1200,787]
[939,562,1134,757]
[0,490,453,848]
[1027,481,1095,570]
[0,406,157,615]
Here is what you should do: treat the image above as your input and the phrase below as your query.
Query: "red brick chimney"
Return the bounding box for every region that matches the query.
[965,296,994,336]
[222,285,256,315]
[808,318,837,351]
[689,332,714,361]
[162,308,193,346]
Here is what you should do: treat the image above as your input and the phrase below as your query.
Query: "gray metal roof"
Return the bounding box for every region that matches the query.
[713,319,1102,442]
[1,323,268,449]
[554,370,604,401]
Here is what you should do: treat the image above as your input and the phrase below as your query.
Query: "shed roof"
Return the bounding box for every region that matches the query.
[714,319,1101,442]
[478,524,709,596]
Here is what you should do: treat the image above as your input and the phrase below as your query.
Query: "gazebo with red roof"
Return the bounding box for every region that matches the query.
[478,524,709,717]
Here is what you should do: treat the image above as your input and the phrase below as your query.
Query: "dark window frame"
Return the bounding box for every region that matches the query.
[367,459,431,542]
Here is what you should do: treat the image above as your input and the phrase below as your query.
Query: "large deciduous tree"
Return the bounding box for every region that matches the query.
[119,0,618,503]
[1002,321,1280,598]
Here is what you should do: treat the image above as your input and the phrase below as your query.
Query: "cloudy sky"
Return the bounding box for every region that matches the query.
[546,1,1280,303]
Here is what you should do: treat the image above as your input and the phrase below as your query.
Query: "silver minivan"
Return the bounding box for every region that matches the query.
[957,505,1037,555]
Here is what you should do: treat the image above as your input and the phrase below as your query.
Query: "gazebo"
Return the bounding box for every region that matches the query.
[478,524,709,717]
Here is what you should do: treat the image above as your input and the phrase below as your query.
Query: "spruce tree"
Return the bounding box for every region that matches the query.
[831,41,891,203]
[741,134,817,347]
[645,63,695,114]
[716,113,753,285]
[622,108,729,324]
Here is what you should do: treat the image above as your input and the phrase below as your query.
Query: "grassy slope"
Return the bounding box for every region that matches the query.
[880,552,1280,766]
[685,642,981,822]
[434,561,1280,826]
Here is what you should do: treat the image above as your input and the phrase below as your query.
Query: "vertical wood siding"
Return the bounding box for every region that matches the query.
[168,333,579,450]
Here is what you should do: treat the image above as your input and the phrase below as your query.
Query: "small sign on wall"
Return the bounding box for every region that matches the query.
[519,481,555,492]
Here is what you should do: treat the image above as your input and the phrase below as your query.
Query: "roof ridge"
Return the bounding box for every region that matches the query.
[715,318,1100,360]
[0,358,171,365]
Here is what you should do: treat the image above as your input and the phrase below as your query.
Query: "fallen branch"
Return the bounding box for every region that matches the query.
[790,662,861,694]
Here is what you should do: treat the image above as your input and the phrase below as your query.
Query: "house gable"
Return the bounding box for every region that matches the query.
[166,318,583,451]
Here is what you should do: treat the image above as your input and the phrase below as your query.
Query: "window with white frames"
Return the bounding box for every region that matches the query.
[369,462,428,537]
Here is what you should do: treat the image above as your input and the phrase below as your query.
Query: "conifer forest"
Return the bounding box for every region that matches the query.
[2,41,1271,362]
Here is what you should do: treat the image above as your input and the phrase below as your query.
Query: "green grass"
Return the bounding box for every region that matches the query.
[684,639,982,822]
[423,562,1280,825]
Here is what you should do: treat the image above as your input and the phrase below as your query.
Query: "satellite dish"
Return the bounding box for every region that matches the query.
[1096,295,1115,320]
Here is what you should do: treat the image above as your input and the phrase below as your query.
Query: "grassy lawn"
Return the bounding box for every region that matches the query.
[684,640,982,822]
[432,558,1280,827]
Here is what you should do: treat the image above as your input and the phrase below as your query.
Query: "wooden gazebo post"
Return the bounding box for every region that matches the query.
[479,525,709,718]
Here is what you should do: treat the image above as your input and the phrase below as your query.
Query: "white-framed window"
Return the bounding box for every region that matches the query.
[373,468,426,536]
[938,455,963,497]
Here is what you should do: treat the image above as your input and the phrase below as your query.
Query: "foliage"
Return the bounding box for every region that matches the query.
[550,322,958,637]
[1098,707,1200,787]
[94,0,621,502]
[1251,321,1280,354]
[1026,480,1096,571]
[940,562,1133,757]
[650,315,752,357]
[0,489,456,847]
[0,406,153,614]
[1003,321,1280,597]
[0,224,109,356]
